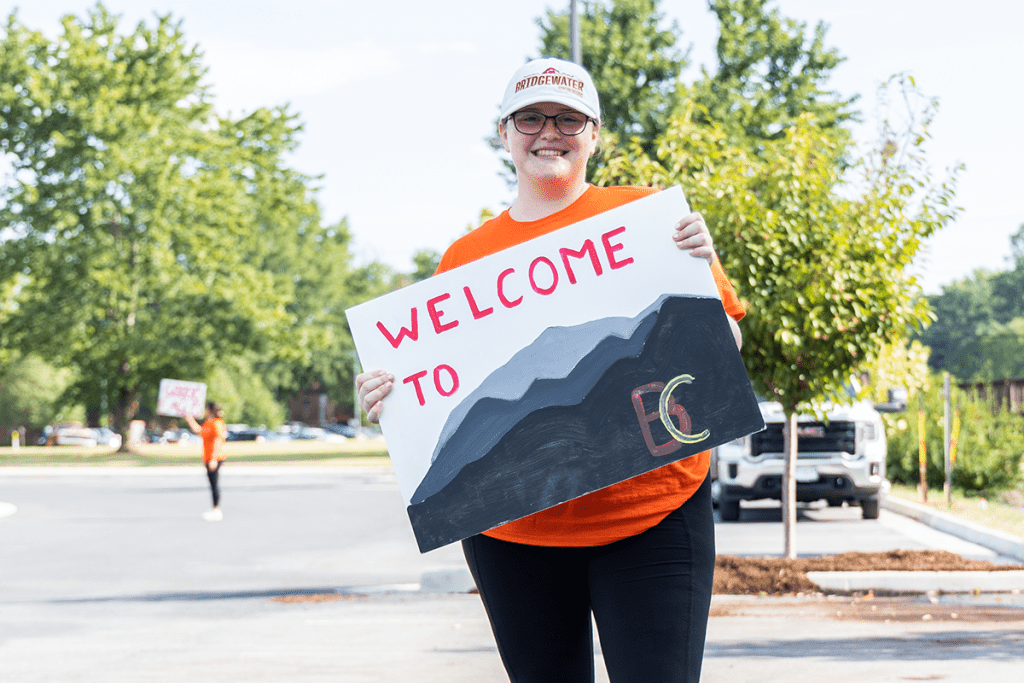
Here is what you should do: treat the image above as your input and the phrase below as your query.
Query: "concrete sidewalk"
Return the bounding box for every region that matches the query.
[883,495,1024,563]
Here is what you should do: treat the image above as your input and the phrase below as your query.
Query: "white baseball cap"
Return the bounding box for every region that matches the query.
[499,58,601,121]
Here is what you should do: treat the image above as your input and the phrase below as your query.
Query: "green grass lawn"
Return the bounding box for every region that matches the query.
[0,439,391,467]
[888,482,1024,540]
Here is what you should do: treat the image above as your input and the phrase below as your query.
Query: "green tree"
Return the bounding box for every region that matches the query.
[532,0,855,180]
[988,224,1024,336]
[914,226,1024,380]
[409,249,442,283]
[0,7,325,443]
[255,216,396,418]
[537,0,687,150]
[0,276,17,369]
[207,363,285,427]
[594,78,959,556]
[915,273,996,374]
[0,353,77,432]
[692,0,857,146]
[950,318,1024,381]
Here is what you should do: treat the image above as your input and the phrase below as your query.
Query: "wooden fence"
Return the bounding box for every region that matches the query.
[958,378,1024,415]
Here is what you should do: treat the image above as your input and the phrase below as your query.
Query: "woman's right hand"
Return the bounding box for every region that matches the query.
[357,370,395,424]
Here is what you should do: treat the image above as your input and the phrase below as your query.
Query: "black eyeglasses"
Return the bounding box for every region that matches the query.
[505,110,597,136]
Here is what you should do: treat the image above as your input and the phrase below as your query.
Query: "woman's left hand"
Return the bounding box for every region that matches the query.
[672,212,716,266]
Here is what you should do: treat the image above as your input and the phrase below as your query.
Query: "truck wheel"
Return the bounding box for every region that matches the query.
[719,499,741,522]
[860,498,880,520]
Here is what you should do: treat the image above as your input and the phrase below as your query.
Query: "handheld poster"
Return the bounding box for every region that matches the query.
[156,379,208,419]
[346,187,764,552]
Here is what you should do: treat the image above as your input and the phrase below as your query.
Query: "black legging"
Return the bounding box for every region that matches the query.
[206,461,221,507]
[462,475,715,683]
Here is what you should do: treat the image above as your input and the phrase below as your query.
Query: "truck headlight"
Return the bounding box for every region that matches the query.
[858,422,877,442]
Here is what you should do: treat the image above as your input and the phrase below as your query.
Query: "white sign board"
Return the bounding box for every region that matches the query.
[156,379,208,418]
[346,186,763,551]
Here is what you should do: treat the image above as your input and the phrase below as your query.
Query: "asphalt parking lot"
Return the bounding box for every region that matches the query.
[1,466,1022,682]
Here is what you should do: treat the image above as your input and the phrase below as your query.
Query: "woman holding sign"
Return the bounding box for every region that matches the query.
[186,402,227,522]
[357,58,744,682]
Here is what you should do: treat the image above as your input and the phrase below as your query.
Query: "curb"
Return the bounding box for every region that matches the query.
[419,568,477,594]
[807,570,1024,593]
[883,496,1024,563]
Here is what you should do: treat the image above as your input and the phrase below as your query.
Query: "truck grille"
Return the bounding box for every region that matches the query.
[751,421,856,457]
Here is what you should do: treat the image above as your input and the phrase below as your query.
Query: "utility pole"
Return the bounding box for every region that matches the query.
[570,0,582,64]
[918,393,928,503]
[943,372,952,507]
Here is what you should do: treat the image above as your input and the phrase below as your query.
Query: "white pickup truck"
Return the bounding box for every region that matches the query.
[712,397,897,521]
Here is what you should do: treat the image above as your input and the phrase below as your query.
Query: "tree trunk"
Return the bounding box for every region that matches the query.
[112,387,139,453]
[782,411,798,559]
[85,406,101,429]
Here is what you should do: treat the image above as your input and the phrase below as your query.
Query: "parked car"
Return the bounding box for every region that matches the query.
[92,427,123,449]
[288,424,327,441]
[225,428,267,443]
[161,429,195,446]
[145,429,171,445]
[324,423,356,439]
[44,423,98,447]
[280,422,313,438]
[225,426,290,443]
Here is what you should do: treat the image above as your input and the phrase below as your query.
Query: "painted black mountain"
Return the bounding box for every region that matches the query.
[415,296,672,505]
[407,296,764,552]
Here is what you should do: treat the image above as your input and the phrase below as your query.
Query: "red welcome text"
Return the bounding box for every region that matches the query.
[403,364,461,407]
[375,226,634,351]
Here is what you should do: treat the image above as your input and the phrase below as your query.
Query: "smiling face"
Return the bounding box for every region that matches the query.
[500,101,600,188]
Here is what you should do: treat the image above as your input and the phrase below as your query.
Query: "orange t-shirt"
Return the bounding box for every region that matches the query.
[200,418,227,463]
[436,185,745,547]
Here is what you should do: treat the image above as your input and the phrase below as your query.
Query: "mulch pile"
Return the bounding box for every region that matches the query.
[271,551,1023,604]
[714,550,1024,595]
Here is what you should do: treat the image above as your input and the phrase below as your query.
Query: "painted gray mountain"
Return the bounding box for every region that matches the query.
[411,294,680,505]
[406,295,765,552]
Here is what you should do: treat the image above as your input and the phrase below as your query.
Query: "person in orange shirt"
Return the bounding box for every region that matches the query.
[186,401,227,522]
[357,58,744,682]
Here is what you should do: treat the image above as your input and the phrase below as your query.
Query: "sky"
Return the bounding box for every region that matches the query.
[4,0,1023,294]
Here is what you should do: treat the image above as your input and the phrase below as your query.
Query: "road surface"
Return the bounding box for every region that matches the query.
[1,466,1020,682]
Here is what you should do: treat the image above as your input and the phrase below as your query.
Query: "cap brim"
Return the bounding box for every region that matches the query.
[500,93,599,121]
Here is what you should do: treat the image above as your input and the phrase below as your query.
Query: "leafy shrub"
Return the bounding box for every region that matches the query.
[886,376,1024,493]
